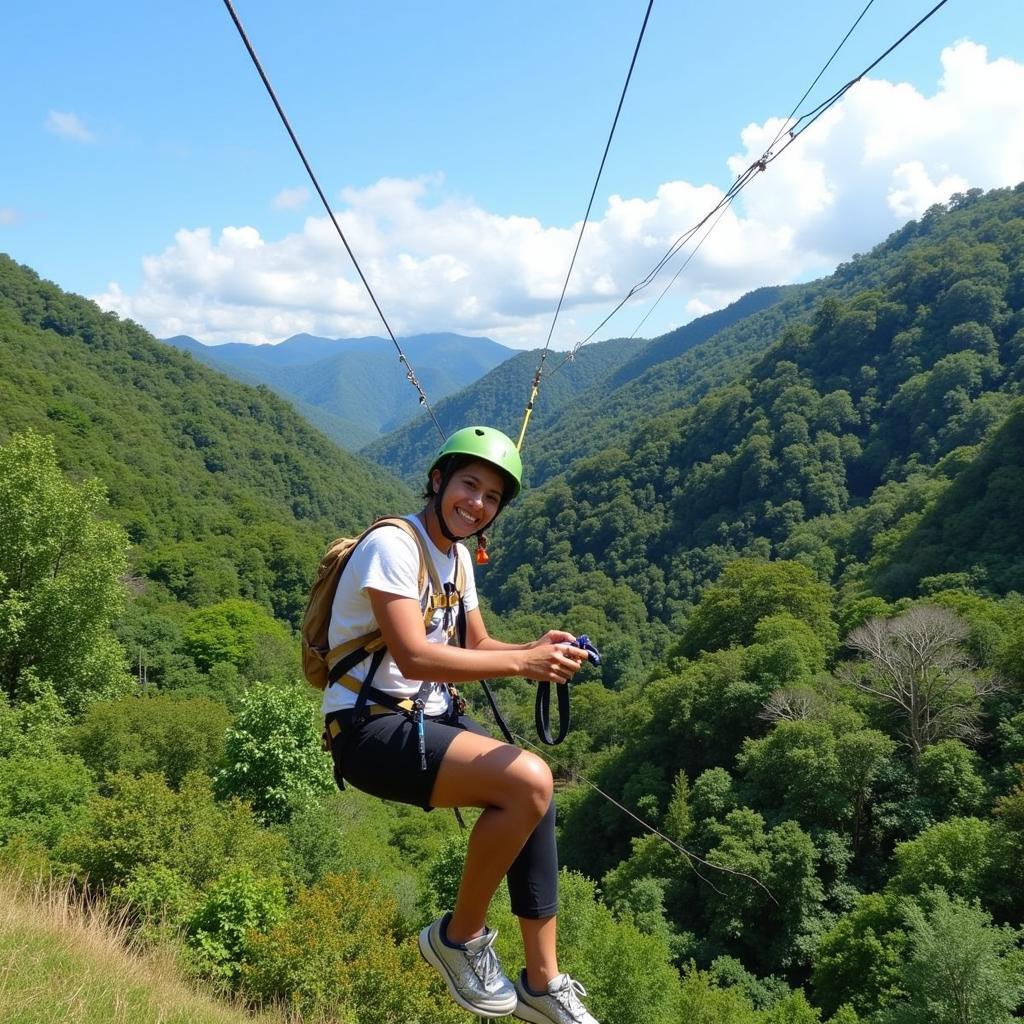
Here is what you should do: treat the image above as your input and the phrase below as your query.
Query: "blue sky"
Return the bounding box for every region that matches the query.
[2,0,1023,350]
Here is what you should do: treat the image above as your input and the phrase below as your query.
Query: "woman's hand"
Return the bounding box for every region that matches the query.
[518,641,590,684]
[532,629,577,647]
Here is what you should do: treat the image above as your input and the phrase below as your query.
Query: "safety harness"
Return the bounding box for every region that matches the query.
[322,519,595,764]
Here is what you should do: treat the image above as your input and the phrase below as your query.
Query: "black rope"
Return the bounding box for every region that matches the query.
[546,0,951,378]
[516,0,655,451]
[221,0,447,441]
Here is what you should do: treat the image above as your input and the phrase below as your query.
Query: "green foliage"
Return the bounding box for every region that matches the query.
[0,751,94,849]
[888,817,998,904]
[185,869,286,987]
[737,721,895,835]
[677,559,837,660]
[418,830,472,924]
[241,872,465,1023]
[0,686,70,757]
[109,862,198,939]
[494,870,685,1024]
[811,892,909,1018]
[182,599,295,678]
[699,808,826,972]
[0,430,132,713]
[915,739,988,819]
[879,889,1024,1024]
[57,771,288,890]
[69,693,230,790]
[214,681,332,823]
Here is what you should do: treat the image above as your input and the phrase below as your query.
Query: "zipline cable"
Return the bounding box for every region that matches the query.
[628,193,737,341]
[620,0,877,345]
[221,0,447,441]
[767,0,949,164]
[515,0,656,453]
[764,0,877,159]
[543,0,948,380]
[510,727,778,903]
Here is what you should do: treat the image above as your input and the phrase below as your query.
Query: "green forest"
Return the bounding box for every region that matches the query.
[2,183,1024,1024]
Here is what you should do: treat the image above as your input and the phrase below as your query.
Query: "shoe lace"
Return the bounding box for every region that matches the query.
[466,935,503,989]
[551,974,589,1019]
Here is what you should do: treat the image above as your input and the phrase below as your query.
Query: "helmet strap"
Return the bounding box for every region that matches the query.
[433,487,463,544]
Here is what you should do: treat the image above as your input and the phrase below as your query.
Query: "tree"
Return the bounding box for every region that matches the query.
[242,872,465,1024]
[677,559,837,660]
[214,681,332,823]
[889,817,997,904]
[57,770,288,890]
[181,598,295,678]
[840,606,1001,756]
[916,739,987,819]
[0,750,94,850]
[811,892,908,1019]
[69,693,231,790]
[0,430,131,712]
[880,890,1024,1024]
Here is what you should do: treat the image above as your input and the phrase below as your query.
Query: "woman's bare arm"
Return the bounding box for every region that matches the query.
[367,590,588,684]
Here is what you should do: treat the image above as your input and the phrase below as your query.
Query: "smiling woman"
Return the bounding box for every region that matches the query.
[319,425,599,1023]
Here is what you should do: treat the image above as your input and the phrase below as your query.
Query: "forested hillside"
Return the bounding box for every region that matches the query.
[0,255,413,625]
[365,334,649,485]
[482,185,1024,671]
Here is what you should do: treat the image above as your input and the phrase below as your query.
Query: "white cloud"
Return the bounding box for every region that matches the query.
[0,208,20,226]
[44,110,97,143]
[271,186,310,211]
[98,41,1024,349]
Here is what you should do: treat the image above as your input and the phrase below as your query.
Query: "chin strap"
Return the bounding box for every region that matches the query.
[433,490,462,543]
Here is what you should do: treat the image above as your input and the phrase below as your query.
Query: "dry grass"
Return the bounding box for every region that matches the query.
[0,872,296,1024]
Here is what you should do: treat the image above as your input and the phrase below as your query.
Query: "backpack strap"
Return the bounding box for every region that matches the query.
[325,517,457,700]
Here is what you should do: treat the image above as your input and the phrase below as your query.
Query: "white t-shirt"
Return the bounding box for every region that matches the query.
[320,515,479,717]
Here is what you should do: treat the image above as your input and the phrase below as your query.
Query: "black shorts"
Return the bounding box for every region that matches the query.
[327,707,490,810]
[325,706,559,918]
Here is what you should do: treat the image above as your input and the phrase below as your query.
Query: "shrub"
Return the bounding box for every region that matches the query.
[69,693,230,790]
[242,872,464,1023]
[215,681,331,824]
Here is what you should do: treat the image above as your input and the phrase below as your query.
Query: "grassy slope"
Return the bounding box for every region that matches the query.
[0,877,289,1024]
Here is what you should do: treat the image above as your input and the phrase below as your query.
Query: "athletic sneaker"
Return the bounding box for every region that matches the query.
[514,971,599,1024]
[418,912,517,1018]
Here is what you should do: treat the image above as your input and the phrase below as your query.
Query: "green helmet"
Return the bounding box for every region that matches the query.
[429,426,522,500]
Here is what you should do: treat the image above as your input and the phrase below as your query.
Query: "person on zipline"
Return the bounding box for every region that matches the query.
[323,426,599,1024]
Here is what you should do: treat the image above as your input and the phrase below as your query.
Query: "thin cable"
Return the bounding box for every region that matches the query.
[615,2,877,350]
[511,728,778,903]
[766,0,877,156]
[627,195,737,342]
[542,0,949,380]
[515,0,655,452]
[221,0,446,441]
[769,0,950,164]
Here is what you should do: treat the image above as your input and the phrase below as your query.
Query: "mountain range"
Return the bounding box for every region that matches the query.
[163,331,514,450]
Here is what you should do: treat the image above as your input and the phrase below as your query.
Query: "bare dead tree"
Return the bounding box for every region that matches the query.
[841,605,1003,756]
[759,686,822,724]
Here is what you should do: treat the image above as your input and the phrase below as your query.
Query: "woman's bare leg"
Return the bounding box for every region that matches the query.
[520,914,559,991]
[429,730,553,943]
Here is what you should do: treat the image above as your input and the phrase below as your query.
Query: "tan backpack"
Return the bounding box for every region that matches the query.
[300,517,465,690]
